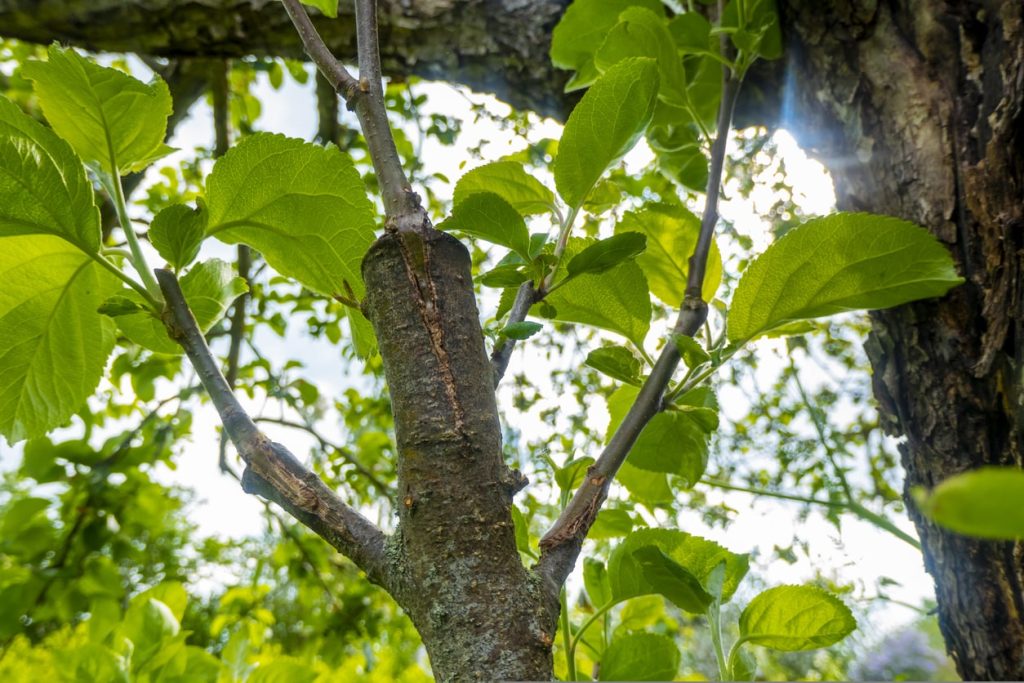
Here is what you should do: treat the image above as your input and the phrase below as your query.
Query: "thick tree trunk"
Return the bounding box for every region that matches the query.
[361,229,558,681]
[782,1,1024,678]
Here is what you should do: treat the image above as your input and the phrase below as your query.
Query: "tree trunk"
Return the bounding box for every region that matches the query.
[781,1,1024,678]
[361,229,559,681]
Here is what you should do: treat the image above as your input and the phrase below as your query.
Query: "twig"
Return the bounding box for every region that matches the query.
[490,281,538,384]
[536,37,743,591]
[156,268,391,587]
[315,70,342,145]
[280,0,422,226]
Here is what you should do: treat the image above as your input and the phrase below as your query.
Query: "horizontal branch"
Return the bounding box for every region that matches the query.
[155,268,391,587]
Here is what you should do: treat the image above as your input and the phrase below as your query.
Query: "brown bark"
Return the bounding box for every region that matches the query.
[361,229,558,681]
[781,1,1024,678]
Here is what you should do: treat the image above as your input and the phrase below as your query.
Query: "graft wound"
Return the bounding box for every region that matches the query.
[395,232,468,437]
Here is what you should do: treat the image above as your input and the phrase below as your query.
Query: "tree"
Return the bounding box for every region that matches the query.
[0,1,1019,681]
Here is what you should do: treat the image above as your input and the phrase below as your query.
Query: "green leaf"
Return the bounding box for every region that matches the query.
[149,204,206,269]
[913,467,1024,540]
[135,582,188,622]
[590,508,636,540]
[672,334,710,368]
[567,232,646,278]
[22,45,172,174]
[554,58,659,209]
[739,585,856,651]
[550,0,663,75]
[722,0,782,61]
[585,345,642,385]
[204,133,376,302]
[618,463,674,504]
[609,528,749,604]
[648,123,708,191]
[478,264,530,288]
[545,242,651,347]
[599,633,679,681]
[584,558,612,608]
[669,12,712,51]
[555,456,595,493]
[0,236,119,443]
[501,321,543,340]
[115,259,247,354]
[615,203,722,303]
[727,213,965,342]
[300,0,338,18]
[453,161,555,216]
[633,545,714,613]
[731,646,758,681]
[595,7,688,108]
[442,192,532,260]
[0,95,102,254]
[629,411,709,486]
[511,505,532,556]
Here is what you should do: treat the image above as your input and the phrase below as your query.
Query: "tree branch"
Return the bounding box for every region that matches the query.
[280,0,424,226]
[155,268,391,588]
[536,59,744,592]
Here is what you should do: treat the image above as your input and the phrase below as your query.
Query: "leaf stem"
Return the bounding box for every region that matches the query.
[568,600,618,679]
[109,167,163,303]
[708,604,729,681]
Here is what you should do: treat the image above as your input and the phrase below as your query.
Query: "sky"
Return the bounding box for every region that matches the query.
[0,57,936,645]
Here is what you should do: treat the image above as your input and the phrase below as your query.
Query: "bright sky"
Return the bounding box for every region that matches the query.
[0,59,935,646]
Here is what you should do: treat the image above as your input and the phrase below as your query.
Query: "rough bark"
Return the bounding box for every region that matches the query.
[0,0,572,119]
[782,1,1024,678]
[361,229,558,682]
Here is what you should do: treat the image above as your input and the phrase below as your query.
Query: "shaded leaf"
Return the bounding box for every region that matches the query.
[149,204,206,269]
[599,633,679,681]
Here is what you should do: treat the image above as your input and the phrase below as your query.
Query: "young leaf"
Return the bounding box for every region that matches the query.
[721,0,782,61]
[583,558,612,608]
[550,0,663,85]
[0,95,102,254]
[500,321,543,340]
[478,264,530,288]
[585,345,642,385]
[672,334,710,368]
[608,527,749,604]
[0,236,119,443]
[632,545,714,613]
[555,456,595,493]
[452,161,555,215]
[566,232,646,278]
[595,7,688,108]
[204,133,376,301]
[628,410,709,486]
[149,204,206,270]
[554,58,659,209]
[615,203,721,304]
[114,259,247,354]
[599,633,680,681]
[590,508,636,540]
[669,12,712,51]
[913,467,1024,540]
[647,123,708,191]
[22,45,172,174]
[544,258,651,348]
[728,213,964,342]
[442,192,532,261]
[739,585,856,651]
[300,0,339,18]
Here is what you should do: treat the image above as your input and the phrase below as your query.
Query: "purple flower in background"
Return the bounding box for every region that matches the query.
[851,628,948,681]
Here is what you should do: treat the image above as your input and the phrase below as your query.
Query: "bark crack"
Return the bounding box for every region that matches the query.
[394,230,468,437]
